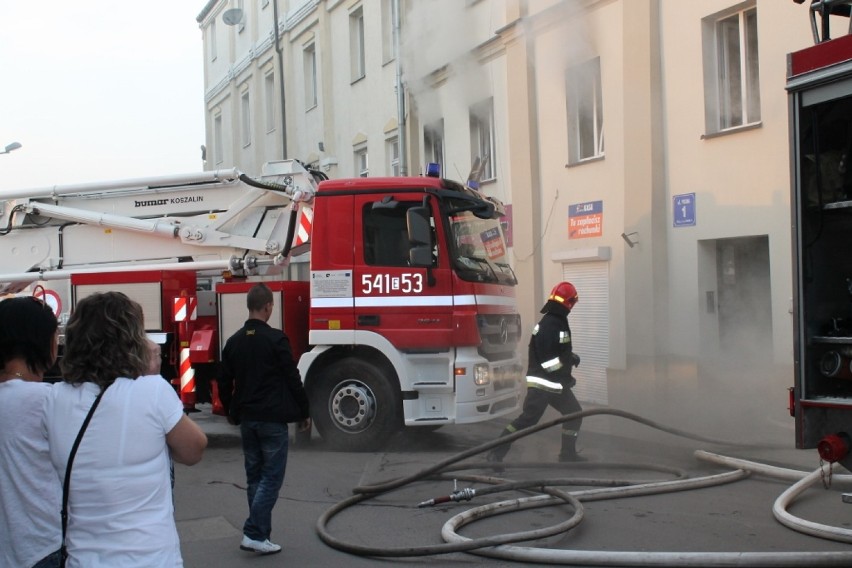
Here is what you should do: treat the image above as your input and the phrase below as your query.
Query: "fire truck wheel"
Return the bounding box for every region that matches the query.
[310,358,402,451]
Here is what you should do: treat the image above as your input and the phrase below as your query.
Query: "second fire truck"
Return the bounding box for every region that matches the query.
[789,0,852,469]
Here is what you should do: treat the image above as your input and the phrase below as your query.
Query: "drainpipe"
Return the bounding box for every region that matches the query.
[393,0,407,175]
[273,0,288,158]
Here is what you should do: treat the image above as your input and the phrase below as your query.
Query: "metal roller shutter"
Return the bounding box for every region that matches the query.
[561,261,609,405]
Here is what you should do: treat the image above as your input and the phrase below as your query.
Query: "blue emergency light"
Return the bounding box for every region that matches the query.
[425,162,441,178]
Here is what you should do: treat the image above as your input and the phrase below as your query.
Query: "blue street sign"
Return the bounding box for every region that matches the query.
[673,193,696,227]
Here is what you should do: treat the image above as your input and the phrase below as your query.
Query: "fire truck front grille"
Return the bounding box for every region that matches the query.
[492,363,523,391]
[477,313,521,361]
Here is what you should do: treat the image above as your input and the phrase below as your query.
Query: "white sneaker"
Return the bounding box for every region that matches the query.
[240,535,282,555]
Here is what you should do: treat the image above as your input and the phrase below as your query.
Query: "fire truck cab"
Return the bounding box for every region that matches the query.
[299,174,522,448]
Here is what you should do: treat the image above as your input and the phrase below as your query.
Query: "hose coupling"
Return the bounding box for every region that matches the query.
[451,487,477,502]
[417,487,476,508]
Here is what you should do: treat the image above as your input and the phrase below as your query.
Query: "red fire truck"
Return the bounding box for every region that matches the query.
[789,0,852,462]
[0,160,523,450]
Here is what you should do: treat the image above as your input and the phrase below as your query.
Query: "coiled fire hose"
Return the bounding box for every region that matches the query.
[316,407,852,566]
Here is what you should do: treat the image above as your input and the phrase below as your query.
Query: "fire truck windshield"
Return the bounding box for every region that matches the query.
[448,210,516,285]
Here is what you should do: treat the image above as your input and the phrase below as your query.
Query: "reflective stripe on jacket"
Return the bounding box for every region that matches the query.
[526,375,563,393]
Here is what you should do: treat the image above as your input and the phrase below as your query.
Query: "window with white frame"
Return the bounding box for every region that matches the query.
[355,146,369,177]
[350,7,366,82]
[702,5,760,133]
[424,120,444,171]
[264,72,275,133]
[469,98,496,181]
[381,0,395,64]
[214,113,223,164]
[240,90,251,147]
[566,57,604,164]
[387,137,400,176]
[304,43,317,109]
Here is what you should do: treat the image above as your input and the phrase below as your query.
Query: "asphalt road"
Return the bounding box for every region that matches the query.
[174,404,852,567]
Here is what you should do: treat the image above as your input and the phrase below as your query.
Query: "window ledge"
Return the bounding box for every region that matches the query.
[565,154,605,169]
[701,121,762,140]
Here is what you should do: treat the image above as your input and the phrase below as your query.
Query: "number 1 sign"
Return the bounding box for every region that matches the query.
[673,193,696,227]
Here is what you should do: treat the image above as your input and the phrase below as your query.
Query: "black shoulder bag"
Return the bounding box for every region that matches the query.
[60,388,106,568]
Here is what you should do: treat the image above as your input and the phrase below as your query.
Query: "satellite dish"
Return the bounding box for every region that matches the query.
[222,8,245,26]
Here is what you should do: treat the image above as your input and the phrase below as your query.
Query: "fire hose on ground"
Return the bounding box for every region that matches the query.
[315,407,852,566]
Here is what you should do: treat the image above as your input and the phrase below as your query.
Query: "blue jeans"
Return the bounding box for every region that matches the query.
[33,549,62,568]
[240,421,289,541]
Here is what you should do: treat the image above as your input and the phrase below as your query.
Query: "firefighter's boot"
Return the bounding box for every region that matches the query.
[558,430,586,462]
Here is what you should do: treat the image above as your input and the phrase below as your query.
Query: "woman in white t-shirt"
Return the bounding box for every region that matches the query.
[44,292,208,568]
[0,296,62,568]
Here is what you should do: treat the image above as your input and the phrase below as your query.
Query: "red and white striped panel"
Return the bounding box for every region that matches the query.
[179,347,196,399]
[294,207,313,247]
[173,296,198,322]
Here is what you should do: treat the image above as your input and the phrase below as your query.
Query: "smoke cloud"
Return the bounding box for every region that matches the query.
[400,0,500,125]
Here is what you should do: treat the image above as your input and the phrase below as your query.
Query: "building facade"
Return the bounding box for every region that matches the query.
[196,0,831,435]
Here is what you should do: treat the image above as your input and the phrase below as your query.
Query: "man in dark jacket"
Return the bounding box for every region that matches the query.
[218,283,311,555]
[487,281,585,464]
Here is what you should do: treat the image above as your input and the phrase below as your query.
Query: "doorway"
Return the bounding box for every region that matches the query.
[715,236,773,362]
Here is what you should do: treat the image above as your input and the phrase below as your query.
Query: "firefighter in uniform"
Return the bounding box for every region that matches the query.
[487,281,585,463]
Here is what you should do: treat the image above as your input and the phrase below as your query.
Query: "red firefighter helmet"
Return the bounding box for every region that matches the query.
[547,281,579,310]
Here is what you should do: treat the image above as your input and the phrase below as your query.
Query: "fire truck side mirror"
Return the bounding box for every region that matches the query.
[407,206,436,271]
[406,206,431,247]
[472,201,496,220]
[409,246,433,268]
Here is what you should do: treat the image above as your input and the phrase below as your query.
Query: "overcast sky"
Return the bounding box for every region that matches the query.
[0,2,206,193]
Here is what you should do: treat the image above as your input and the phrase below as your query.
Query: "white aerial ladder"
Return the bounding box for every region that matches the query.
[0,160,319,294]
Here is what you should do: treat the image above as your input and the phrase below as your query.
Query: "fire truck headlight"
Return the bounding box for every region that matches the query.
[473,363,491,386]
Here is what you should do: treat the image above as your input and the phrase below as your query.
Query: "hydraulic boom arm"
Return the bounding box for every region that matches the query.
[0,160,318,292]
